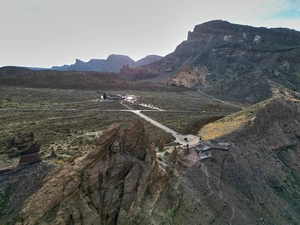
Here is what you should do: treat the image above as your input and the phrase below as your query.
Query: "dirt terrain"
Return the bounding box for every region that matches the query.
[0,84,238,168]
[0,68,240,224]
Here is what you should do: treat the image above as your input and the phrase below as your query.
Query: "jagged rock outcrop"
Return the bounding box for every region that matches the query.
[17,121,181,225]
[2,132,42,171]
[144,20,300,102]
[14,132,42,167]
[0,133,53,223]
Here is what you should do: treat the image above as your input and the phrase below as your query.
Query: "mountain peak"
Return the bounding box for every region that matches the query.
[190,20,300,40]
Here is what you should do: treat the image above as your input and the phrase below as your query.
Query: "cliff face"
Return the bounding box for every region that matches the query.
[148,20,300,102]
[17,121,182,225]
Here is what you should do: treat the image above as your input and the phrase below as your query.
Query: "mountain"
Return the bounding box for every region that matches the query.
[67,59,106,71]
[143,20,300,103]
[50,54,162,73]
[134,55,163,67]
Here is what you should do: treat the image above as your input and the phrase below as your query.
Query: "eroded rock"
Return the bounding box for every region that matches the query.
[0,132,42,173]
[17,120,181,225]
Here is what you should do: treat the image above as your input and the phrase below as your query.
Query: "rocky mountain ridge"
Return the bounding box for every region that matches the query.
[143,20,300,103]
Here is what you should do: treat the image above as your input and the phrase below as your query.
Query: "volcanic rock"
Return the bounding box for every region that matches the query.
[172,98,300,224]
[145,20,300,103]
[8,132,42,167]
[162,66,209,87]
[17,120,181,225]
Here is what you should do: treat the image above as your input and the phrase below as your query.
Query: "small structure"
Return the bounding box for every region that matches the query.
[125,95,140,105]
[199,150,213,159]
[194,141,230,160]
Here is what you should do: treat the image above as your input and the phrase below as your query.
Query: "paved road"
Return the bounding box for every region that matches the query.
[131,110,200,145]
[120,100,200,146]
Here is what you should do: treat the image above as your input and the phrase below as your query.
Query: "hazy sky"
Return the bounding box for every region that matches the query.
[1,0,300,68]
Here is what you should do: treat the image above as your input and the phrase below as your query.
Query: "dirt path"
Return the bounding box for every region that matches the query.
[198,89,245,109]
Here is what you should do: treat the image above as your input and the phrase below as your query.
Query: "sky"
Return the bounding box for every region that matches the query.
[1,0,300,68]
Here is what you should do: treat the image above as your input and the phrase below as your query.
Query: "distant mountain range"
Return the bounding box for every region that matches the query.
[30,54,162,73]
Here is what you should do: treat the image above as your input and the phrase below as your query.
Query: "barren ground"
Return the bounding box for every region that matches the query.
[0,86,238,166]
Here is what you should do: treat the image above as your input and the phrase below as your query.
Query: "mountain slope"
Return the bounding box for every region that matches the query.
[144,20,300,103]
[174,97,300,224]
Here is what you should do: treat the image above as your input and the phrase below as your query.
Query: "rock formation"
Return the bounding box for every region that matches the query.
[17,121,182,225]
[162,66,209,87]
[14,132,42,167]
[1,132,42,172]
[0,133,54,224]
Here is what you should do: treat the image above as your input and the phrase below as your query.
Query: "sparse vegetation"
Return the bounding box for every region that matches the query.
[0,85,238,166]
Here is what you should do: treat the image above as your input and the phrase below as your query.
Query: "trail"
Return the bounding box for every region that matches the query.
[201,160,235,225]
[198,89,244,109]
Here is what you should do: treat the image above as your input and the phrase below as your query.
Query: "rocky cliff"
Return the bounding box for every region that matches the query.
[145,20,300,102]
[16,121,184,225]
